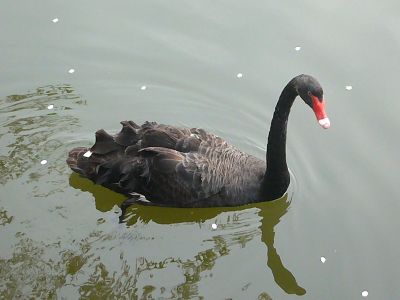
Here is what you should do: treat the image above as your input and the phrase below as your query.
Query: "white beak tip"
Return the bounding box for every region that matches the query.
[318,118,331,129]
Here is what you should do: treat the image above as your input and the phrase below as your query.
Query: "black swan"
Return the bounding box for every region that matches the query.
[67,74,330,207]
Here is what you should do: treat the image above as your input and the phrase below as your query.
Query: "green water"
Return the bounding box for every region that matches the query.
[1,1,400,299]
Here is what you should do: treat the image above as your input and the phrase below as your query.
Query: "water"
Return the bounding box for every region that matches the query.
[1,1,400,298]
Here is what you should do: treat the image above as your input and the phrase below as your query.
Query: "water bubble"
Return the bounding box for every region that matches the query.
[320,256,326,263]
[68,68,75,74]
[47,104,54,110]
[140,85,147,91]
[40,160,48,165]
[361,290,368,297]
[295,46,301,51]
[345,85,353,91]
[236,73,243,78]
[52,18,59,23]
[211,223,217,230]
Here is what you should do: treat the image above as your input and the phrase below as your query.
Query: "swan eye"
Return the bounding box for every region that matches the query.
[307,91,312,96]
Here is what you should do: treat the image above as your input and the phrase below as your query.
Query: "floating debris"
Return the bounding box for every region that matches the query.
[83,150,92,158]
[140,85,147,91]
[295,46,301,51]
[236,73,243,78]
[68,68,75,74]
[211,223,217,230]
[361,290,368,297]
[345,85,353,91]
[320,256,326,263]
[40,160,48,165]
[47,104,54,110]
[52,18,59,23]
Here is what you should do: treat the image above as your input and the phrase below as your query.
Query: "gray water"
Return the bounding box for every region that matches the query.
[1,1,400,299]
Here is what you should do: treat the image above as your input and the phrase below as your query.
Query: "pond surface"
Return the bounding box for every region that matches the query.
[1,1,400,299]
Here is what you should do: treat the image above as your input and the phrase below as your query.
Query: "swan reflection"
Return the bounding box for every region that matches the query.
[70,173,306,296]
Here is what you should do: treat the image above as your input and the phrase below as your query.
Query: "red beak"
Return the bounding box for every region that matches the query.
[311,95,330,129]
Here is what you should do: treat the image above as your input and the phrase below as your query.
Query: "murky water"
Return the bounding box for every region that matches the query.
[1,1,400,299]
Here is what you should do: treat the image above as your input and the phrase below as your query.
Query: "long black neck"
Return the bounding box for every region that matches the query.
[260,80,298,200]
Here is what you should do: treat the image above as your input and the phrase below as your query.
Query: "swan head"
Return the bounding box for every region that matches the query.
[294,74,330,129]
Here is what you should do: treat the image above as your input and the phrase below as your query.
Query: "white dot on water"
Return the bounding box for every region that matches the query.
[211,223,217,230]
[362,290,368,297]
[140,85,147,90]
[320,256,326,263]
[83,150,92,158]
[52,18,59,23]
[345,85,353,90]
[236,73,243,78]
[40,160,48,165]
[47,104,54,110]
[68,68,75,74]
[295,46,301,51]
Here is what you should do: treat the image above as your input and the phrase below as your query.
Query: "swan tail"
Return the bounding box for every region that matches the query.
[67,144,147,194]
[67,122,148,194]
[66,147,91,176]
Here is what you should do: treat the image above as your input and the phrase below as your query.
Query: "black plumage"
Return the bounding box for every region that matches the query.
[67,75,329,207]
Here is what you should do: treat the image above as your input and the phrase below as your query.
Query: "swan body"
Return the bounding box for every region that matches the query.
[67,74,330,207]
